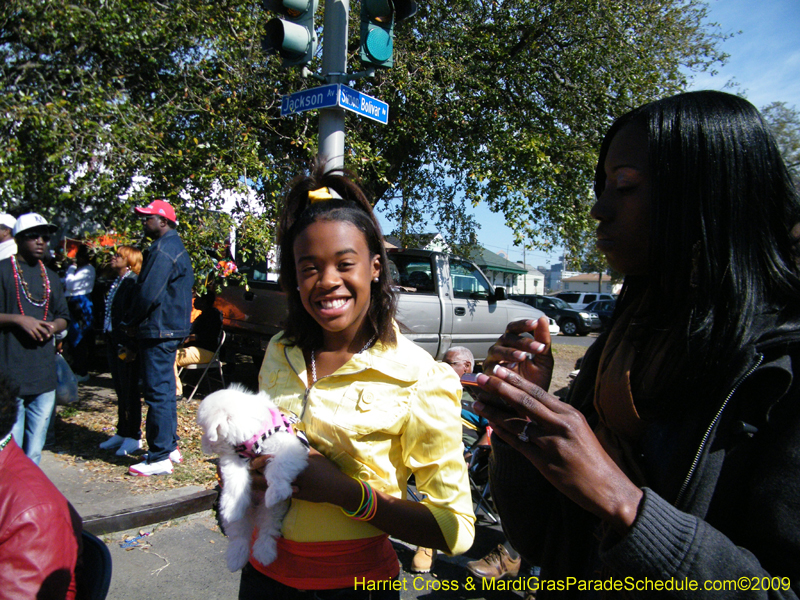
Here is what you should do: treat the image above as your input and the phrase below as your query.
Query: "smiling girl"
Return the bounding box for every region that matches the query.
[238,161,475,599]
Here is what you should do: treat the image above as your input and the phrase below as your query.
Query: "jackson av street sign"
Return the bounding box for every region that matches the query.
[281,84,339,117]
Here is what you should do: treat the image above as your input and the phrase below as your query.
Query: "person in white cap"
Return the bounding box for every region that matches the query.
[0,213,69,464]
[121,200,193,476]
[0,214,17,261]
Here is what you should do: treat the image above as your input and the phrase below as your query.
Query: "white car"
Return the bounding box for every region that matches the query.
[553,291,616,310]
[548,317,561,336]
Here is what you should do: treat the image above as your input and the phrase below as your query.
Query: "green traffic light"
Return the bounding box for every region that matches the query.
[261,0,318,67]
[364,25,393,64]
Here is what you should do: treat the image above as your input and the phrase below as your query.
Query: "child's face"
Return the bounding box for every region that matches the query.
[293,220,381,347]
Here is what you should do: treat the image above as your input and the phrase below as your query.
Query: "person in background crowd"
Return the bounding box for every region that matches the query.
[122,200,193,476]
[98,246,144,457]
[63,244,96,383]
[174,290,223,400]
[476,91,800,598]
[0,213,69,465]
[0,214,17,261]
[0,371,82,600]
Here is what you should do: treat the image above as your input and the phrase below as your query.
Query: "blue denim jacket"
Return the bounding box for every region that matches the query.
[125,229,194,339]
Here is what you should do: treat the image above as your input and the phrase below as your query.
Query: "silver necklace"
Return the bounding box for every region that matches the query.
[310,335,376,384]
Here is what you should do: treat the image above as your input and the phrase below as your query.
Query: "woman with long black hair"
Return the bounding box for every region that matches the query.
[475,90,800,598]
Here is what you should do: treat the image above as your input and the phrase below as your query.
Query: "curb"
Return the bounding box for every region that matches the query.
[83,489,218,535]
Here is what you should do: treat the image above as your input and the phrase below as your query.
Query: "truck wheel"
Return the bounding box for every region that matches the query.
[561,319,579,336]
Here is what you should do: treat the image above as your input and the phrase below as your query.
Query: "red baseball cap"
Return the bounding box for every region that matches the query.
[134,200,177,224]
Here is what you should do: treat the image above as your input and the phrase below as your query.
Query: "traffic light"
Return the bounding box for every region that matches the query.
[262,0,318,67]
[360,0,417,68]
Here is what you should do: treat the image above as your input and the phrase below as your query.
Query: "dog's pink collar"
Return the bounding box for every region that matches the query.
[234,408,305,459]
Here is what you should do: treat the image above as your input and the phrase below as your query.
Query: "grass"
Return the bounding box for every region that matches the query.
[51,371,219,492]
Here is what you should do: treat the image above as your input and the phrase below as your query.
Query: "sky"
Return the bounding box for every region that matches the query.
[378,0,800,271]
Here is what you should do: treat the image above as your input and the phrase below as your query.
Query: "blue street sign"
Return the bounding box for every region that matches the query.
[337,84,389,124]
[280,83,388,125]
[281,84,339,117]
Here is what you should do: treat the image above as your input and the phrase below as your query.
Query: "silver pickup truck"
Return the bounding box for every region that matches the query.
[215,248,545,363]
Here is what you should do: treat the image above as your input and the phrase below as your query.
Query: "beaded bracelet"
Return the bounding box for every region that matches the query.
[341,479,378,521]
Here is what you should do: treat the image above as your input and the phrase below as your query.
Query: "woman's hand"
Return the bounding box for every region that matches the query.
[473,365,643,535]
[290,448,358,505]
[484,317,554,392]
[247,448,361,509]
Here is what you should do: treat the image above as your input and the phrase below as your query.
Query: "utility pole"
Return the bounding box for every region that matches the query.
[319,0,349,172]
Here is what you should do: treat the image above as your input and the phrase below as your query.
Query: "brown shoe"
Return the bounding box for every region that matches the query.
[410,546,437,573]
[466,544,521,579]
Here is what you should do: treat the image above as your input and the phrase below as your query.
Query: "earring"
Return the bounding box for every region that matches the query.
[296,286,300,291]
[373,277,379,283]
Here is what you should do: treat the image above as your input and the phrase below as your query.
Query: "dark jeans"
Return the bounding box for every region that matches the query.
[106,334,142,440]
[139,337,181,462]
[238,564,400,600]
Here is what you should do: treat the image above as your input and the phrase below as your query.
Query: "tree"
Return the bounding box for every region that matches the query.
[0,0,729,284]
[762,102,800,186]
[363,0,729,253]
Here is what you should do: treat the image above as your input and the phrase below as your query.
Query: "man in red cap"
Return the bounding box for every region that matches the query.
[121,200,193,476]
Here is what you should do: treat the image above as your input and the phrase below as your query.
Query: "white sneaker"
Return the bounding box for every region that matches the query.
[115,438,142,456]
[99,435,125,450]
[142,447,183,464]
[169,447,183,463]
[129,459,173,477]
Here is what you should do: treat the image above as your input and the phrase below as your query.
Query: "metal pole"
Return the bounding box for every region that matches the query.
[319,0,348,172]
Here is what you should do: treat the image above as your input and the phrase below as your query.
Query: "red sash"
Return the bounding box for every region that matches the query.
[251,535,400,590]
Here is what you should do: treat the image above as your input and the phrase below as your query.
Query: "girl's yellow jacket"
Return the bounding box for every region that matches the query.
[258,329,476,555]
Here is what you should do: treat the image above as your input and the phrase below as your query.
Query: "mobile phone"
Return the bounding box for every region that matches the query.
[460,373,481,387]
[460,373,511,409]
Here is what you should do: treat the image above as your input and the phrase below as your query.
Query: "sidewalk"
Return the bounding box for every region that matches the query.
[40,450,216,535]
[39,368,219,535]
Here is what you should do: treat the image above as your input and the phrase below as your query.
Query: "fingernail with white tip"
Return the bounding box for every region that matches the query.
[493,364,509,377]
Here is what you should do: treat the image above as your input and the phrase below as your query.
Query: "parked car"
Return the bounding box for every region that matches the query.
[584,299,616,329]
[509,294,602,336]
[547,318,561,336]
[552,291,616,310]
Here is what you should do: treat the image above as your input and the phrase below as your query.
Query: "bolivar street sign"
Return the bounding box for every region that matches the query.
[337,84,388,124]
[281,83,389,125]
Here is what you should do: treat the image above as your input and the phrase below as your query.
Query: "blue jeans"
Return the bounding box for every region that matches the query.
[12,390,56,465]
[139,337,182,463]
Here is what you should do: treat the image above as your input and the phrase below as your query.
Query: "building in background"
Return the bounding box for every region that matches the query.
[509,262,545,295]
[468,247,528,291]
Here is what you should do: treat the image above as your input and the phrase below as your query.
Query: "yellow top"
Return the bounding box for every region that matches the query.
[257,329,476,556]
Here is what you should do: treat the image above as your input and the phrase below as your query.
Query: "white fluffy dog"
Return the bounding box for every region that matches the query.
[197,384,309,572]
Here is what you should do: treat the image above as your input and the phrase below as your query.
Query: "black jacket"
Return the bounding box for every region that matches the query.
[489,312,800,598]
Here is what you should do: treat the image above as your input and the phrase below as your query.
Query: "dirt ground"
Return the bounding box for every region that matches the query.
[550,342,587,395]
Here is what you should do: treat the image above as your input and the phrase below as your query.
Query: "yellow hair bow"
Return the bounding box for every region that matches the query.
[308,187,334,204]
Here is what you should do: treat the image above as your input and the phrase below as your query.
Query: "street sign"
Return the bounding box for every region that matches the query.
[281,83,389,125]
[337,84,389,124]
[281,83,339,117]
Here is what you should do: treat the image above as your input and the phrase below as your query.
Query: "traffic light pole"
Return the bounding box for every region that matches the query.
[319,0,348,172]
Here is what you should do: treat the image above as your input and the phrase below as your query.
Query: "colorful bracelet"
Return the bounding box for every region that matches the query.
[341,479,378,521]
